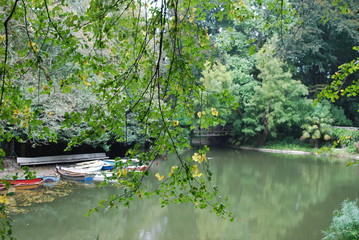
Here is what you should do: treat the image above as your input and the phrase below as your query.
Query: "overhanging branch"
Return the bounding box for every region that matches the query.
[1,0,20,108]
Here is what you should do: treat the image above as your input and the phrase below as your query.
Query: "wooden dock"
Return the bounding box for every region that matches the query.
[16,153,109,166]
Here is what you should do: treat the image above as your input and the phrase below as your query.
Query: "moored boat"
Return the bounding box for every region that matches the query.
[14,182,43,190]
[126,165,148,172]
[59,160,104,173]
[43,175,61,187]
[56,167,96,181]
[102,160,115,170]
[0,178,43,190]
[93,172,117,182]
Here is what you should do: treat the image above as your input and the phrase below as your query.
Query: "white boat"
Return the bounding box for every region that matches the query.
[119,158,140,164]
[93,172,117,182]
[105,158,140,164]
[59,160,104,173]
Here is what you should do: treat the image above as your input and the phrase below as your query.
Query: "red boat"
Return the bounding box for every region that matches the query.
[0,178,43,190]
[126,165,148,172]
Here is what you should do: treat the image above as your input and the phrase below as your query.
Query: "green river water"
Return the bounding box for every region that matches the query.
[11,148,359,240]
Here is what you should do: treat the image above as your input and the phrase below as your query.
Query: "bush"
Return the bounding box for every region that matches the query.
[331,128,359,153]
[322,200,359,240]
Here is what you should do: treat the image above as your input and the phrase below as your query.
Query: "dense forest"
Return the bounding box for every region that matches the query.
[0,0,358,225]
[1,0,358,158]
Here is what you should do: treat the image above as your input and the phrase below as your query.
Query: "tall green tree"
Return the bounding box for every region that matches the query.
[197,61,239,129]
[237,38,310,145]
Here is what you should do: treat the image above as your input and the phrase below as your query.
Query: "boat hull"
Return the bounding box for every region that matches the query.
[14,182,43,190]
[0,178,43,190]
[43,175,60,187]
[56,168,95,181]
[60,160,104,173]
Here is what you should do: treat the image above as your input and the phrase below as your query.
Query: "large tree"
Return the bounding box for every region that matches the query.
[237,38,310,145]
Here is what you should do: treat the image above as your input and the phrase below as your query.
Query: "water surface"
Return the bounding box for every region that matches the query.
[11,148,359,240]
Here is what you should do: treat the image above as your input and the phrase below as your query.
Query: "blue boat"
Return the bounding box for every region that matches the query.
[101,158,140,170]
[43,175,60,187]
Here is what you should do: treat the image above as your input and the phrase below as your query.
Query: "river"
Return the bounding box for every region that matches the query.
[11,148,359,240]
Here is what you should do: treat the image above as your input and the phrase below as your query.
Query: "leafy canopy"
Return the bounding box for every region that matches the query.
[0,0,241,222]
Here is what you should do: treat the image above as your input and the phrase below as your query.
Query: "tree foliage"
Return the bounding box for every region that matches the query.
[322,200,359,240]
[0,0,358,238]
[197,61,239,128]
[316,46,359,111]
[279,0,359,88]
[0,0,240,231]
[236,38,309,145]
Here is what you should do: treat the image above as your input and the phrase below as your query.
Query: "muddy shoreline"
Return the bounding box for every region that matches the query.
[0,158,59,179]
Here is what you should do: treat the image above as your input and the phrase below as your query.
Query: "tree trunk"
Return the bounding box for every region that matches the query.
[314,139,319,148]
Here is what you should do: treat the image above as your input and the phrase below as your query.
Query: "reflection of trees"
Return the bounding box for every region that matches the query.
[12,184,169,240]
[208,149,357,240]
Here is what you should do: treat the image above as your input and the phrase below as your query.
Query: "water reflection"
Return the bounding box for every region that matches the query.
[12,148,358,240]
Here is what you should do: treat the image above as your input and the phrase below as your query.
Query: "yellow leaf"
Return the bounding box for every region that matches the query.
[13,109,21,117]
[168,166,179,177]
[28,41,39,52]
[83,80,91,86]
[211,108,219,116]
[192,153,207,163]
[0,35,6,42]
[192,164,203,178]
[42,84,50,91]
[155,173,164,181]
[193,172,203,178]
[197,111,205,118]
[0,195,9,205]
[117,169,128,178]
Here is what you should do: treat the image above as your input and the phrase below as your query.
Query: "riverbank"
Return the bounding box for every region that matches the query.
[1,146,358,179]
[236,146,359,162]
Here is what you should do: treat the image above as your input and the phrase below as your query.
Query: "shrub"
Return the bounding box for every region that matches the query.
[322,200,359,240]
[331,128,359,153]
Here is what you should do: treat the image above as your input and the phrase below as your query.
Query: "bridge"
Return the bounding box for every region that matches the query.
[192,126,232,137]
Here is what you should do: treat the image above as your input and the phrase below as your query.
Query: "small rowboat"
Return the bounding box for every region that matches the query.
[60,160,104,173]
[119,158,140,164]
[127,165,148,172]
[14,182,43,190]
[43,175,60,187]
[93,172,117,182]
[0,178,43,190]
[102,161,116,170]
[56,167,96,181]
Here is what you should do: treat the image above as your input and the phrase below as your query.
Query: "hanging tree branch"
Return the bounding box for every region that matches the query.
[0,0,20,108]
